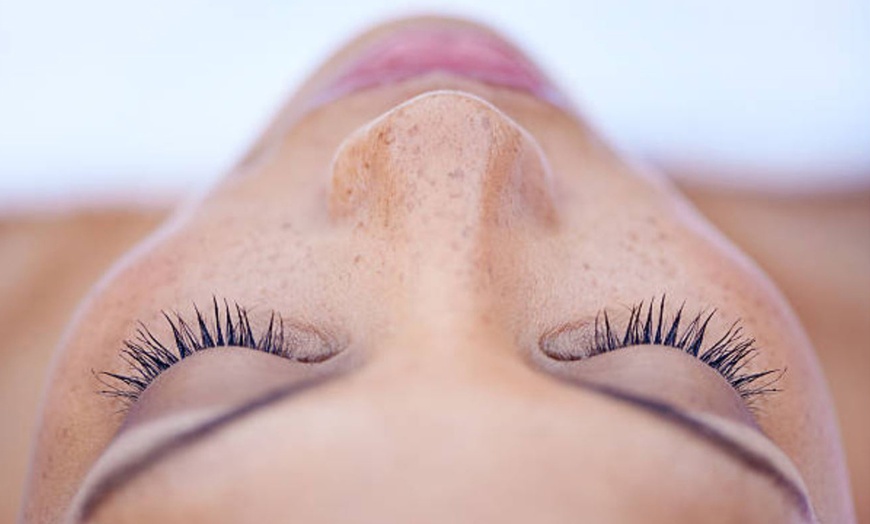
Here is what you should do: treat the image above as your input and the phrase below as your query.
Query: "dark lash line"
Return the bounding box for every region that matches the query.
[96,298,292,406]
[99,295,782,410]
[589,296,784,403]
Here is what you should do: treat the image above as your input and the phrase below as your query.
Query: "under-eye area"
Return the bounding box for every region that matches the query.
[538,296,784,406]
[96,297,345,407]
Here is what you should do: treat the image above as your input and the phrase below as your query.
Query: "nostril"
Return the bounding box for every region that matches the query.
[328,90,558,230]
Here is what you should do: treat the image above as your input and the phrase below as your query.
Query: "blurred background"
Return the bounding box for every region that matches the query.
[1,1,868,523]
[1,0,869,209]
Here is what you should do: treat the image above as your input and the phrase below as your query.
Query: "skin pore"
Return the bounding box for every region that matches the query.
[21,16,854,524]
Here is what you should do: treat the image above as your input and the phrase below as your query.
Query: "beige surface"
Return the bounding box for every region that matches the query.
[0,209,165,523]
[0,186,867,523]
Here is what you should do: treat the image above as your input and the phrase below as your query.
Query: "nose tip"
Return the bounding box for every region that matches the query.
[328,91,557,230]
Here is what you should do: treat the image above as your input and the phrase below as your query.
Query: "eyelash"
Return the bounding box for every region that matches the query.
[97,298,304,407]
[585,296,783,404]
[99,296,781,408]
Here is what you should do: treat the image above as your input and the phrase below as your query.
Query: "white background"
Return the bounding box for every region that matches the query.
[1,0,868,207]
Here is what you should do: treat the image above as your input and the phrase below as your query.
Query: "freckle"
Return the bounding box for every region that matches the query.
[448,169,464,179]
[582,263,591,270]
[353,255,363,265]
[363,161,371,170]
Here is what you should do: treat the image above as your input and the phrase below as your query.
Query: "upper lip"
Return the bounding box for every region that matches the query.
[309,22,566,108]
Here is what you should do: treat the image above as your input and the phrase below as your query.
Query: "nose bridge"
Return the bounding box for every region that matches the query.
[328,92,557,348]
[362,314,543,404]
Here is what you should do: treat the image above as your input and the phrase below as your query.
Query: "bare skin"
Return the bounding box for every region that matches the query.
[12,16,857,524]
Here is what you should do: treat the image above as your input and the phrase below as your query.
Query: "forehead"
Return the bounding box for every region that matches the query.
[90,376,800,523]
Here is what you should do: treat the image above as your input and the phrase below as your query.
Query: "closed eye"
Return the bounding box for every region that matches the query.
[96,297,343,408]
[538,295,784,406]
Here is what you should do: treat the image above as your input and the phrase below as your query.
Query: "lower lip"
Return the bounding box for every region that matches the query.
[313,27,565,106]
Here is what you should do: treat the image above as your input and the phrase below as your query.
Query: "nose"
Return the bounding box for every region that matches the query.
[329,91,559,349]
[329,91,557,233]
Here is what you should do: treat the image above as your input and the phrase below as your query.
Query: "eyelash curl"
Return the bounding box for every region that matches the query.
[587,296,784,404]
[99,297,781,409]
[96,298,307,407]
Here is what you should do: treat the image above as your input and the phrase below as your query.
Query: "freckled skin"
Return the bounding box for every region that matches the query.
[21,16,853,524]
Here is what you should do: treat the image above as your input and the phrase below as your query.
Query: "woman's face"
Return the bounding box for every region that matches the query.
[24,16,853,524]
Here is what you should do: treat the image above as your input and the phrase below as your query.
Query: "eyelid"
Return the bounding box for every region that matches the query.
[115,348,317,431]
[96,297,344,408]
[538,296,784,406]
[561,345,760,428]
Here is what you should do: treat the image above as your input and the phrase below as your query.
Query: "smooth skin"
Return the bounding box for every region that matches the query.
[21,17,854,523]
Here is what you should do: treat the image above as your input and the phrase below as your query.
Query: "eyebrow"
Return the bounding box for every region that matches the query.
[77,373,340,521]
[77,372,814,522]
[574,380,814,520]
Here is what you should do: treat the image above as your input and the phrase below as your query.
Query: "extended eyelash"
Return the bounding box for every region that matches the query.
[588,296,783,404]
[96,298,299,407]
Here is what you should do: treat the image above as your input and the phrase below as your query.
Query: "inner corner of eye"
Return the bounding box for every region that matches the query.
[539,322,596,361]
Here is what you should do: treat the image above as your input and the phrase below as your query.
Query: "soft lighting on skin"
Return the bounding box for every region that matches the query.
[21,16,854,524]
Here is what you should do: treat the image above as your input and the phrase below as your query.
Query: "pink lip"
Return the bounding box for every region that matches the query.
[313,27,566,107]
